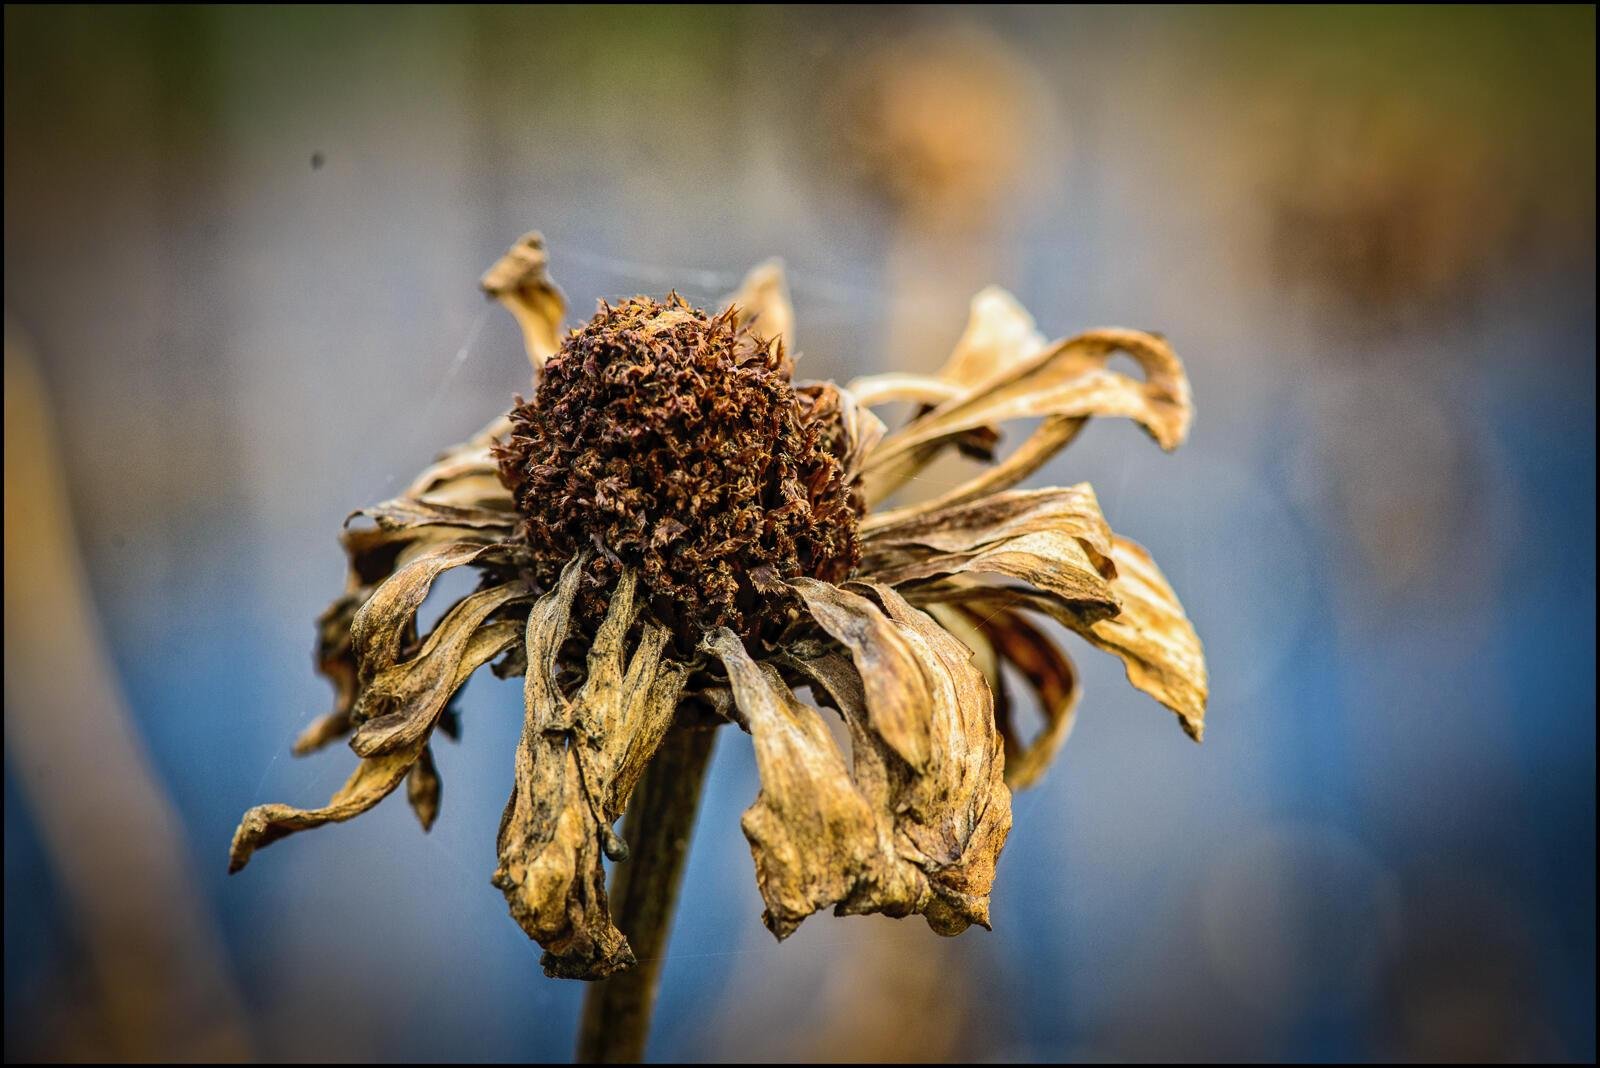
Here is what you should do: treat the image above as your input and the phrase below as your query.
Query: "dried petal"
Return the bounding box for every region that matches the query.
[702,628,920,938]
[965,608,1080,789]
[788,577,934,770]
[494,563,689,979]
[861,327,1193,510]
[480,232,566,371]
[349,541,497,690]
[913,535,1207,741]
[228,743,422,873]
[351,598,528,757]
[783,584,1013,936]
[407,744,442,832]
[849,582,1011,934]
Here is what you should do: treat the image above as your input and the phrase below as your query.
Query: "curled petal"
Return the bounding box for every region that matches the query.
[229,743,422,873]
[402,415,516,508]
[849,582,1011,933]
[913,535,1207,741]
[862,327,1193,509]
[703,629,921,939]
[350,598,528,757]
[292,589,369,755]
[480,231,566,371]
[349,541,497,688]
[494,562,688,979]
[788,577,934,770]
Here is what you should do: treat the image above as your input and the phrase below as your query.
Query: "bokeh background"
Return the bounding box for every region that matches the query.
[5,5,1594,1062]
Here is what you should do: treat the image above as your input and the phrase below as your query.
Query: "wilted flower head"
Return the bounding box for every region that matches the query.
[230,232,1207,980]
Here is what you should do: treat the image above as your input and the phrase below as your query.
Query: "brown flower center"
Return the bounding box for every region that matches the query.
[496,295,861,645]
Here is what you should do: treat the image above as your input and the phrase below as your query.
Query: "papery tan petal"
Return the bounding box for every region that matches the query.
[228,742,422,872]
[481,231,566,372]
[866,528,1118,624]
[406,744,442,832]
[858,483,1120,624]
[861,483,1115,563]
[350,598,528,757]
[402,415,515,508]
[494,562,688,979]
[842,372,966,409]
[788,577,934,770]
[784,586,1013,936]
[965,609,1081,789]
[703,628,922,939]
[912,535,1207,741]
[849,582,1011,933]
[861,328,1193,508]
[349,541,497,688]
[723,259,795,355]
[863,415,1085,527]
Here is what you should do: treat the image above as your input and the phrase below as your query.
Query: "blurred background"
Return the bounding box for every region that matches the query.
[4,5,1594,1062]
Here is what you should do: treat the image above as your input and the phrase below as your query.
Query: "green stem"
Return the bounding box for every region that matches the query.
[575,725,717,1063]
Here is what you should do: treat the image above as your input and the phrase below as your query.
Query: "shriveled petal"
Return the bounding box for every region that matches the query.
[406,744,442,832]
[349,541,498,688]
[861,483,1115,562]
[851,286,1047,501]
[722,259,795,357]
[480,231,566,371]
[861,327,1193,510]
[788,577,934,770]
[292,589,369,755]
[850,582,1011,933]
[858,483,1120,626]
[703,628,920,939]
[965,608,1081,789]
[230,613,521,869]
[912,535,1207,741]
[402,415,516,508]
[782,584,1013,936]
[229,743,422,873]
[494,563,689,979]
[350,600,527,757]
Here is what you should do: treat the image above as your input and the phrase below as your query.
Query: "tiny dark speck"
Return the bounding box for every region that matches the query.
[311,151,325,170]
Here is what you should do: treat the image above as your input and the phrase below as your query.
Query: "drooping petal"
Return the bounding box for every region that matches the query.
[788,577,934,770]
[480,231,566,372]
[703,628,921,939]
[406,744,442,832]
[494,562,689,979]
[849,582,1012,933]
[780,584,1013,936]
[964,608,1081,789]
[229,612,521,870]
[349,541,499,688]
[228,744,423,873]
[350,602,527,757]
[911,535,1207,741]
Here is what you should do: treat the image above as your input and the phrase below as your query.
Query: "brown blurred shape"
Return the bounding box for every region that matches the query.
[4,324,252,1061]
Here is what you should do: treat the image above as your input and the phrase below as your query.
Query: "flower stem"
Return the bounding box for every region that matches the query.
[575,724,717,1063]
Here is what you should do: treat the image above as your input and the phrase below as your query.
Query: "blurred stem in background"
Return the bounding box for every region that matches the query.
[4,324,253,1062]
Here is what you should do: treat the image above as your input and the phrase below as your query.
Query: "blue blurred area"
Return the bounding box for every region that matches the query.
[5,5,1594,1062]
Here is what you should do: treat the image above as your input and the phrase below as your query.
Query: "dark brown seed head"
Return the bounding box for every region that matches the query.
[496,295,861,646]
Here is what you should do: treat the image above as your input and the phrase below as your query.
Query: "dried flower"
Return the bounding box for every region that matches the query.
[230,232,1207,982]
